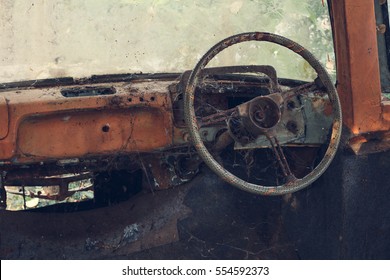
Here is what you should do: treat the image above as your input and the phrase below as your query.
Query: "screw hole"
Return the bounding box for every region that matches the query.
[287,101,296,110]
[128,97,132,102]
[139,97,144,102]
[286,121,298,134]
[102,124,110,133]
[150,96,155,101]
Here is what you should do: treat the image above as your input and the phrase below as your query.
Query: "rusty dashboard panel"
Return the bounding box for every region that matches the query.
[0,81,173,163]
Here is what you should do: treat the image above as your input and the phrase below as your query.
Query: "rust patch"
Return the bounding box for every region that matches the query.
[17,108,172,159]
[323,100,333,116]
[144,156,175,190]
[0,80,173,164]
[109,95,124,107]
[348,131,390,155]
[331,0,385,133]
[311,96,333,116]
[0,96,9,139]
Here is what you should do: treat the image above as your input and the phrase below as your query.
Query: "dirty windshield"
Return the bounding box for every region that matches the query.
[0,0,334,84]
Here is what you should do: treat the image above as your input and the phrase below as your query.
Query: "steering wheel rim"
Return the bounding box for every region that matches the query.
[184,32,342,195]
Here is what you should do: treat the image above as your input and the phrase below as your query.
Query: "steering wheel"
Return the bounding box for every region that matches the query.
[184,32,342,195]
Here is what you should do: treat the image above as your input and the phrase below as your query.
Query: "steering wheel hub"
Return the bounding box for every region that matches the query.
[248,96,280,131]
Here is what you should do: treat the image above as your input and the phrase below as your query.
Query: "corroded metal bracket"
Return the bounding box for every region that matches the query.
[0,96,9,139]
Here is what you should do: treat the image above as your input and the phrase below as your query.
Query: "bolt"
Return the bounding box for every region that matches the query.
[254,110,265,121]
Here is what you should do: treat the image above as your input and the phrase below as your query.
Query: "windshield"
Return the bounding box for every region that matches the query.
[0,0,334,83]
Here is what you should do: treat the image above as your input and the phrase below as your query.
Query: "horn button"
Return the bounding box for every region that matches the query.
[236,95,282,136]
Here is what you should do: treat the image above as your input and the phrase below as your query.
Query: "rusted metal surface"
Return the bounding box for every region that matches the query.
[348,130,390,155]
[0,96,9,139]
[330,0,389,134]
[144,156,176,190]
[0,81,174,163]
[17,107,169,158]
[0,78,179,208]
[144,153,202,190]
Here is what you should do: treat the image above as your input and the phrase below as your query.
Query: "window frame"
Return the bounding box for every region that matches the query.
[330,0,390,137]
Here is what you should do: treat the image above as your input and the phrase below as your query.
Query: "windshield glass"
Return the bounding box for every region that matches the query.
[0,0,334,83]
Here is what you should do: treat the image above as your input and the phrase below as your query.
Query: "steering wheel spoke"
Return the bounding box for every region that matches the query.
[265,133,297,183]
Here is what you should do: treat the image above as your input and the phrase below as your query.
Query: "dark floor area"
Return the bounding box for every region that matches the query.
[123,171,297,260]
[2,131,390,259]
[0,167,296,259]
